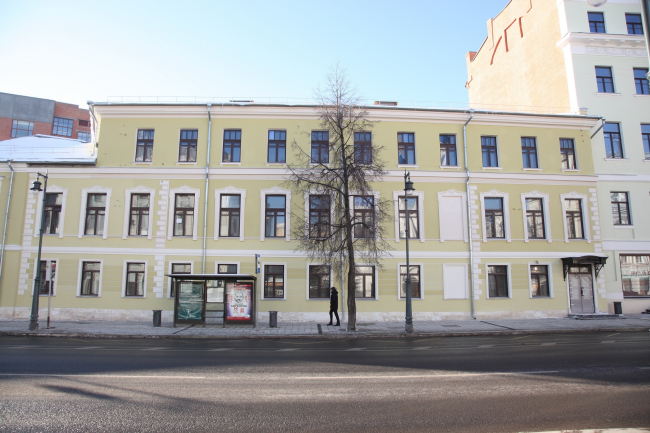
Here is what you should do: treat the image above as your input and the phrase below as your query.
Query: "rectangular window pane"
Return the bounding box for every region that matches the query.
[265,195,286,238]
[400,265,420,299]
[604,123,623,158]
[588,12,605,33]
[397,133,416,165]
[560,139,576,169]
[223,130,242,163]
[488,265,508,298]
[626,14,643,35]
[484,198,504,239]
[11,120,34,138]
[52,117,73,137]
[311,131,329,164]
[264,265,284,298]
[634,68,649,95]
[309,265,330,299]
[610,192,630,225]
[481,136,498,167]
[521,137,538,168]
[620,255,650,297]
[440,134,457,166]
[530,265,549,297]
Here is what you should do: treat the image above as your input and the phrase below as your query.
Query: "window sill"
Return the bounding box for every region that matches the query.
[594,92,621,97]
[356,298,378,301]
[261,298,286,301]
[523,168,542,172]
[633,94,650,98]
[398,298,423,301]
[439,165,461,170]
[531,296,552,299]
[486,296,512,300]
[175,162,198,165]
[132,161,153,165]
[398,164,419,168]
[604,158,630,162]
[307,298,329,301]
[265,163,286,167]
[78,295,99,298]
[613,225,634,229]
[220,162,242,166]
[39,294,56,297]
[482,167,503,171]
[124,296,146,299]
[309,163,331,167]
[643,159,650,163]
[561,168,581,172]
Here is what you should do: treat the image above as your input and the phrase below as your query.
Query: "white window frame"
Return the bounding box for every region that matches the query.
[442,263,468,300]
[260,186,291,242]
[528,262,554,299]
[305,263,333,301]
[122,260,148,298]
[167,261,194,298]
[348,190,381,240]
[397,262,424,300]
[34,185,68,239]
[123,186,156,239]
[214,186,246,241]
[437,189,468,242]
[168,186,200,240]
[78,186,112,239]
[261,262,287,301]
[392,190,425,243]
[560,191,591,243]
[215,261,240,274]
[520,191,552,243]
[76,259,104,297]
[485,263,512,299]
[304,190,335,238]
[354,263,379,301]
[32,258,59,296]
[480,190,511,243]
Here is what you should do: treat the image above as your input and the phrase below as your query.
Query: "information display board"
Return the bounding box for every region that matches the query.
[225,282,253,323]
[176,281,204,321]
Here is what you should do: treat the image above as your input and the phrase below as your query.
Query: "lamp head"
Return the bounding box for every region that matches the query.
[30,180,43,192]
[404,171,415,195]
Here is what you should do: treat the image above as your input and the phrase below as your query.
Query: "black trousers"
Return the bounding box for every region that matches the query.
[329,308,340,324]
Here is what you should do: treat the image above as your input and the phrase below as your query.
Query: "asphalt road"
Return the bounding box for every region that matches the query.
[0,332,649,433]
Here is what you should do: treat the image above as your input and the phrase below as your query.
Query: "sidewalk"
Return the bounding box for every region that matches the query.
[1,314,649,339]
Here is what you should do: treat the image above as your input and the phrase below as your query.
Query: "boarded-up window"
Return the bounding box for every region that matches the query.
[439,196,464,241]
[443,264,468,299]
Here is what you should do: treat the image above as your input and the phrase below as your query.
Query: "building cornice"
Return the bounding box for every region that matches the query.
[557,32,647,53]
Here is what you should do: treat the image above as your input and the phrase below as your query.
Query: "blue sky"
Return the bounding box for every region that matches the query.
[0,0,509,108]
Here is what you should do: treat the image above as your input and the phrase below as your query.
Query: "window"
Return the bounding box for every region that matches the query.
[604,123,623,159]
[484,198,505,239]
[11,120,33,138]
[611,192,631,225]
[309,265,330,299]
[397,133,415,165]
[52,117,73,137]
[440,134,457,166]
[530,265,549,297]
[560,139,577,169]
[634,68,649,95]
[264,265,284,298]
[399,265,421,299]
[353,196,374,239]
[38,260,56,295]
[521,137,539,168]
[626,13,643,35]
[129,194,150,236]
[85,193,106,236]
[588,12,605,33]
[354,132,372,165]
[265,195,286,238]
[620,255,649,298]
[525,198,545,239]
[170,263,191,297]
[267,130,286,163]
[222,130,241,162]
[219,194,241,237]
[174,194,195,236]
[135,129,154,162]
[80,262,100,296]
[642,124,650,159]
[565,199,584,239]
[398,196,419,239]
[43,193,62,235]
[218,264,238,274]
[179,129,198,162]
[77,132,91,142]
[125,263,146,297]
[78,119,90,127]
[488,265,509,298]
[355,266,375,299]
[309,195,330,238]
[595,67,614,93]
[481,136,498,167]
[311,131,329,164]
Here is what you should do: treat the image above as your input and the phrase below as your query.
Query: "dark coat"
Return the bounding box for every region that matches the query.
[330,289,338,310]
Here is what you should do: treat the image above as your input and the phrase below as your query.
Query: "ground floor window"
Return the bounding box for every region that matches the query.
[38,260,56,295]
[170,263,191,298]
[264,265,284,299]
[399,265,421,299]
[126,263,145,297]
[620,255,649,297]
[488,265,509,298]
[355,266,375,299]
[530,265,549,297]
[81,262,100,296]
[309,265,330,299]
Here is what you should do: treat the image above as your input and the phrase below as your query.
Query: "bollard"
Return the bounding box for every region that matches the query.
[269,311,278,328]
[152,310,162,327]
[613,302,622,315]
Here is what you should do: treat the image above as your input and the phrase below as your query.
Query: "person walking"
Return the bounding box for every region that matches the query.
[327,287,340,326]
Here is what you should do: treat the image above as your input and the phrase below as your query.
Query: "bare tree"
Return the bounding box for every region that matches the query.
[286,66,392,331]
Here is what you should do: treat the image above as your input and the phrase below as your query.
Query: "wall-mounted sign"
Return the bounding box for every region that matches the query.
[225,282,252,322]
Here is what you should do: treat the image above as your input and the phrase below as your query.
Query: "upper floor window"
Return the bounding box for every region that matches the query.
[604,123,623,159]
[481,136,498,167]
[129,194,150,236]
[525,198,546,239]
[309,265,330,299]
[565,199,584,239]
[353,196,374,239]
[626,13,643,35]
[77,131,91,142]
[265,195,286,238]
[588,12,605,33]
[642,124,650,160]
[268,130,286,163]
[309,195,330,238]
[484,198,505,239]
[179,129,198,162]
[44,193,62,235]
[521,137,539,169]
[78,119,90,127]
[11,120,33,138]
[135,129,154,162]
[219,194,241,237]
[52,117,73,137]
[595,67,614,93]
[174,194,195,236]
[354,132,372,165]
[223,130,241,163]
[311,131,329,164]
[560,138,577,169]
[263,264,284,299]
[440,134,457,166]
[355,266,376,299]
[634,68,649,95]
[85,193,106,236]
[397,133,416,165]
[398,196,419,239]
[611,192,631,225]
[399,265,421,299]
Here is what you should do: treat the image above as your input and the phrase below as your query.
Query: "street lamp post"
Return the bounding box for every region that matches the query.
[29,172,48,331]
[404,171,415,334]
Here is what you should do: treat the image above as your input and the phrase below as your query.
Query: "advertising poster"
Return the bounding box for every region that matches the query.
[225,283,252,322]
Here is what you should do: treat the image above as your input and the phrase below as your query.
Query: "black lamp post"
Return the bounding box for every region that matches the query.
[404,171,415,334]
[29,172,48,331]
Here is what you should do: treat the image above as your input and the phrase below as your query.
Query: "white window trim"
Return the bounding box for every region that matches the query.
[168,186,200,241]
[520,191,552,243]
[34,185,67,239]
[133,127,154,163]
[355,263,379,300]
[32,258,58,296]
[122,260,148,298]
[528,262,554,299]
[392,190,425,243]
[442,263,468,300]
[215,261,240,274]
[485,263,512,300]
[260,186,291,242]
[78,186,112,239]
[348,190,381,241]
[123,186,156,240]
[167,261,194,298]
[214,186,246,241]
[304,190,335,239]
[305,263,333,301]
[437,189,468,243]
[560,191,591,243]
[397,262,424,300]
[76,259,103,297]
[261,262,287,301]
[480,190,511,243]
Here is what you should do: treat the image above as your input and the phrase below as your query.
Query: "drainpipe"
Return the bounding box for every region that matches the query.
[0,160,14,285]
[202,103,212,273]
[590,117,606,139]
[462,111,476,319]
[87,101,98,156]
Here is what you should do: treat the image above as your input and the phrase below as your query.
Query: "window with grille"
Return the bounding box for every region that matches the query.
[52,117,73,137]
[588,12,605,33]
[11,120,33,138]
